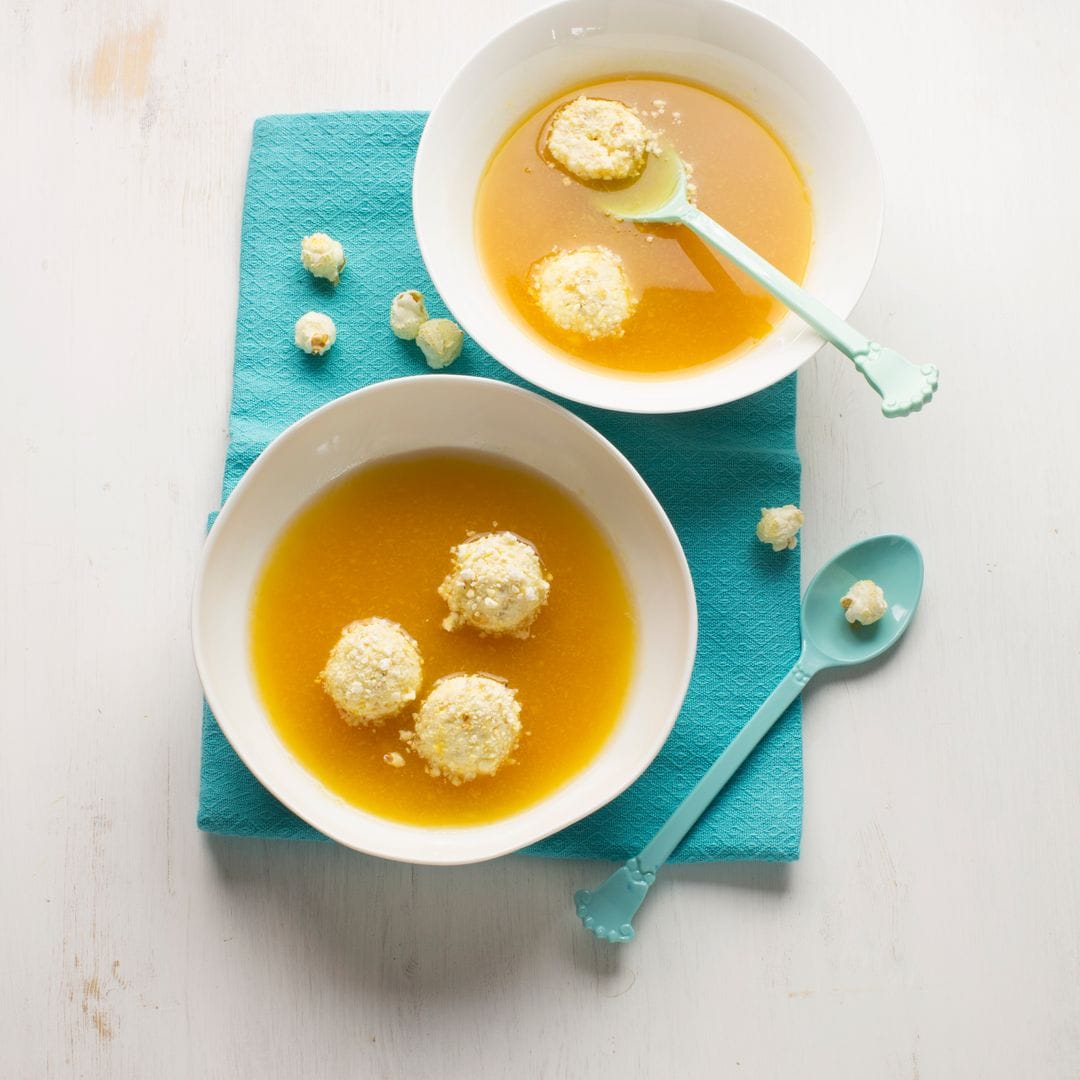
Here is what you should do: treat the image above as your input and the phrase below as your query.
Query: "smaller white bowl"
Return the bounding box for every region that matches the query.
[414,0,883,414]
[192,376,697,865]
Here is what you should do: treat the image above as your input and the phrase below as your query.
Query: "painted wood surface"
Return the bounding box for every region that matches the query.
[1,0,1078,1076]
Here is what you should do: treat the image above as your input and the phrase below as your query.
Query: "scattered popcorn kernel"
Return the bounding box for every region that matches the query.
[529,245,635,340]
[390,290,429,340]
[840,580,888,626]
[756,505,805,551]
[300,232,346,284]
[383,751,406,768]
[439,531,550,638]
[294,311,337,355]
[416,318,464,369]
[546,96,657,181]
[318,617,423,725]
[402,674,522,784]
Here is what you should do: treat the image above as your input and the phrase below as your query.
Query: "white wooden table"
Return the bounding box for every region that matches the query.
[3,1,1078,1076]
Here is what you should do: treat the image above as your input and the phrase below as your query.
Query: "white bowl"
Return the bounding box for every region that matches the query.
[192,376,697,865]
[414,0,883,414]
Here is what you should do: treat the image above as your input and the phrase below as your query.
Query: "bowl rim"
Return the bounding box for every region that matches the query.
[191,374,699,864]
[413,0,885,414]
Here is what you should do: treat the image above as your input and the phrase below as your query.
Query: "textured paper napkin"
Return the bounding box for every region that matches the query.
[198,112,803,861]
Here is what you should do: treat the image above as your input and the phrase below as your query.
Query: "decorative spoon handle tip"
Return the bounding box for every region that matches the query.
[573,859,654,943]
[853,344,939,418]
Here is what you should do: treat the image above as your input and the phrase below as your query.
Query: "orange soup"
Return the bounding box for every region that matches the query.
[475,75,812,376]
[250,452,636,826]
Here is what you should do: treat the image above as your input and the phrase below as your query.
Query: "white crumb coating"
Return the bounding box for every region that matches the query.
[756,504,805,551]
[546,96,655,181]
[294,311,337,355]
[438,531,550,638]
[300,232,346,284]
[416,318,464,368]
[403,674,522,784]
[389,290,429,340]
[840,580,888,626]
[318,618,423,725]
[529,246,635,340]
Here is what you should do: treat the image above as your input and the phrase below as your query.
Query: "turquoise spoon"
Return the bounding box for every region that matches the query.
[575,534,925,943]
[600,154,938,417]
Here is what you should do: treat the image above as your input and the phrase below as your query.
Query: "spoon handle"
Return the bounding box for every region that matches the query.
[574,655,817,942]
[637,656,814,873]
[679,206,938,417]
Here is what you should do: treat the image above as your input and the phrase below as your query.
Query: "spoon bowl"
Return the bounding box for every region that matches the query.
[802,534,924,669]
[593,143,687,222]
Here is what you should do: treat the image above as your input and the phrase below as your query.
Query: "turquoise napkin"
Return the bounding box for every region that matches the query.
[198,112,803,862]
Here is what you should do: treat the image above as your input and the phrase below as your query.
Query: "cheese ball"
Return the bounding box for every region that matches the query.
[294,311,336,356]
[529,246,635,340]
[318,618,423,725]
[756,505,805,551]
[300,232,346,284]
[546,96,654,181]
[389,290,429,340]
[840,580,888,626]
[416,318,464,369]
[439,531,550,638]
[404,674,522,784]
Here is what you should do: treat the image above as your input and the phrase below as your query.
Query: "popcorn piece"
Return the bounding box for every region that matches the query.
[402,674,522,784]
[416,318,464,369]
[294,311,337,356]
[546,96,657,181]
[390,290,429,340]
[840,580,888,626]
[439,531,550,638]
[756,505,805,551]
[383,751,406,768]
[529,246,635,340]
[318,618,423,725]
[300,232,346,284]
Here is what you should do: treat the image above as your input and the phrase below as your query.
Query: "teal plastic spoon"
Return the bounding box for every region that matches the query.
[597,152,938,417]
[575,534,925,943]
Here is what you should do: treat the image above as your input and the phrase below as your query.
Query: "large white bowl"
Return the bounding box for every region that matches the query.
[414,0,883,414]
[192,376,697,864]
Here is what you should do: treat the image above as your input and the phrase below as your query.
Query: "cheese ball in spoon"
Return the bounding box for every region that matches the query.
[546,96,656,182]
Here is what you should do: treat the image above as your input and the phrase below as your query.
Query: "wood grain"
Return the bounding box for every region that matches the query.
[1,0,1078,1076]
